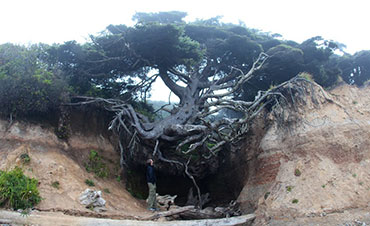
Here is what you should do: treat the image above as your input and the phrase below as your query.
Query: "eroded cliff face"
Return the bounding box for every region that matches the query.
[237,84,370,224]
[0,109,146,218]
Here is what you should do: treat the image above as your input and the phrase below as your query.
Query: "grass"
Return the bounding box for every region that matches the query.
[0,167,41,210]
[51,181,60,189]
[292,199,299,204]
[103,188,111,194]
[85,179,95,187]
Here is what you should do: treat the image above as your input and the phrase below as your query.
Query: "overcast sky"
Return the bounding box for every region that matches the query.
[1,0,369,54]
[1,0,369,101]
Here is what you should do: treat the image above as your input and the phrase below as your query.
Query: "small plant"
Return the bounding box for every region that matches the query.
[103,188,110,194]
[51,181,60,189]
[352,100,358,105]
[286,186,293,192]
[294,169,301,177]
[298,72,314,82]
[322,184,326,188]
[85,179,95,187]
[85,150,109,178]
[292,199,299,204]
[352,173,357,178]
[264,192,270,200]
[116,175,121,182]
[0,167,41,210]
[268,83,276,91]
[20,153,31,164]
[359,182,363,186]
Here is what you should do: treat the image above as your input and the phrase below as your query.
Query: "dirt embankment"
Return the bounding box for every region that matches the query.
[236,84,370,224]
[0,114,149,219]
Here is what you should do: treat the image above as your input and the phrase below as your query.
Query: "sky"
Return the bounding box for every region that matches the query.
[1,0,369,101]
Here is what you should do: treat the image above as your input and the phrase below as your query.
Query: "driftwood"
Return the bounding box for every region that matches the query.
[143,206,194,220]
[185,187,210,208]
[156,194,177,210]
[178,200,241,220]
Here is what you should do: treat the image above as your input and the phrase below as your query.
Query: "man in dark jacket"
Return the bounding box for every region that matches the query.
[146,158,158,211]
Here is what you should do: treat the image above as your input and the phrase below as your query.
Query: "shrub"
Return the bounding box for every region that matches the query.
[85,150,109,178]
[0,167,41,210]
[20,153,31,164]
[85,179,95,186]
[292,199,299,204]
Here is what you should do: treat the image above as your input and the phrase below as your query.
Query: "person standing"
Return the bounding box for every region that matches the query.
[146,158,158,211]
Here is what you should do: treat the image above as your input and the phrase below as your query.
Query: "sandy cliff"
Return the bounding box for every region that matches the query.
[237,84,370,224]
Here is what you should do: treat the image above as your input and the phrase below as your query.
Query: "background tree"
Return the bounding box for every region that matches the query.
[0,43,68,119]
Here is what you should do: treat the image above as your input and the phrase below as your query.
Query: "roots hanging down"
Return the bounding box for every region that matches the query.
[66,52,332,209]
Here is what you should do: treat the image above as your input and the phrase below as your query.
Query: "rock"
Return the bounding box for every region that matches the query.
[153,194,177,210]
[79,189,106,210]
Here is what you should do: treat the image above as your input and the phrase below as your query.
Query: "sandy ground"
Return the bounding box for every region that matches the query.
[0,210,256,226]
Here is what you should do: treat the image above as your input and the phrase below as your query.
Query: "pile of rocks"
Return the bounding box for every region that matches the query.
[79,189,107,212]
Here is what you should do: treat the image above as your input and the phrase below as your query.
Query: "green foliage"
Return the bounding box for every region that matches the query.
[0,167,41,210]
[292,199,299,204]
[85,179,95,186]
[85,150,109,178]
[133,102,157,122]
[294,169,302,177]
[103,188,110,194]
[206,142,216,149]
[0,43,69,118]
[51,181,60,189]
[339,50,370,86]
[322,184,326,188]
[116,175,121,182]
[286,186,293,192]
[20,154,31,164]
[298,72,314,81]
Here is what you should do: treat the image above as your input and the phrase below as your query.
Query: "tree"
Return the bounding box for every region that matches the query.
[0,43,68,119]
[338,50,370,85]
[48,13,363,207]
